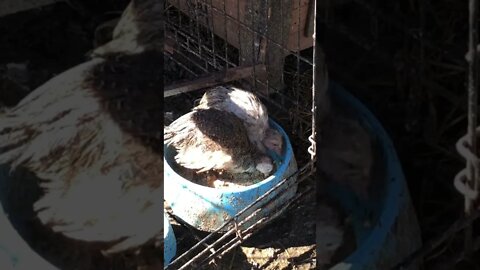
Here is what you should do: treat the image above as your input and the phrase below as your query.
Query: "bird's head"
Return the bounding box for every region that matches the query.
[91,0,163,57]
[244,115,269,155]
[262,128,283,155]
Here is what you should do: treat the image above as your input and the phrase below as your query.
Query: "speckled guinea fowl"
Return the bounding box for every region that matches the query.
[195,85,284,155]
[0,0,163,255]
[165,108,273,176]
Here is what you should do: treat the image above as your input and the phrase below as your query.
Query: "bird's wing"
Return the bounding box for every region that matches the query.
[0,55,164,253]
[34,134,164,254]
[0,59,105,175]
[165,109,255,172]
[196,86,269,145]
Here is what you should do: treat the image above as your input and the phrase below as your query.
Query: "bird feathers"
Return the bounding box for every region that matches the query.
[0,54,163,254]
[195,86,269,152]
[165,108,262,174]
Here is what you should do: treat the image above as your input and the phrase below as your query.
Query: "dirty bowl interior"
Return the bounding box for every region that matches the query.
[164,119,298,232]
[326,82,421,270]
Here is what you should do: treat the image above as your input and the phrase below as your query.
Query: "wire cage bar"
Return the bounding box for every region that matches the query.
[164,0,322,268]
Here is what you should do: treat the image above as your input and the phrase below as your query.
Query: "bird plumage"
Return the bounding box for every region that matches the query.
[195,85,283,155]
[165,108,273,176]
[0,0,164,255]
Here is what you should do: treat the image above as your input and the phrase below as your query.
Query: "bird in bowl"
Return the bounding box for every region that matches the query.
[195,85,284,156]
[165,85,289,188]
[0,0,163,255]
[164,108,274,179]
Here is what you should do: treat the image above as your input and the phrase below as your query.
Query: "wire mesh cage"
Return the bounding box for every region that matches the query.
[163,0,322,268]
[316,0,478,269]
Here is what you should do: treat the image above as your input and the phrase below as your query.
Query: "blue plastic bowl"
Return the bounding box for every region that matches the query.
[164,119,298,232]
[327,83,422,269]
[163,212,176,268]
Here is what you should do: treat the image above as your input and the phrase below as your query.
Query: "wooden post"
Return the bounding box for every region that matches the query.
[264,0,293,94]
[238,0,292,95]
[238,0,267,93]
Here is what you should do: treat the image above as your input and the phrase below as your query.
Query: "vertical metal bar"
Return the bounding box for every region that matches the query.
[465,0,479,254]
[312,0,330,189]
[312,0,319,166]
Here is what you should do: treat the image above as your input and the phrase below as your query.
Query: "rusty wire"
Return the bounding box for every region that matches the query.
[395,0,480,266]
[391,208,480,270]
[165,1,314,66]
[390,0,480,267]
[165,163,313,269]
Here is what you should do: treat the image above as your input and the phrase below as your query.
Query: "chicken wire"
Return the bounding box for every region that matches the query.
[318,0,480,268]
[163,0,319,268]
[164,0,315,152]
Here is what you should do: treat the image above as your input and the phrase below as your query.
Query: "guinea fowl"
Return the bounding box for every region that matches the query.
[164,108,274,177]
[195,85,284,156]
[0,0,163,255]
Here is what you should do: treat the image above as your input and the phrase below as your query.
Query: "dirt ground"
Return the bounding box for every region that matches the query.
[166,188,318,270]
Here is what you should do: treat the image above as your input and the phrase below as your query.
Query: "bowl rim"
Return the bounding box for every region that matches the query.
[163,212,176,265]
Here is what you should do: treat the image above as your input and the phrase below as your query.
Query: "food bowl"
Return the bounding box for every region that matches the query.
[163,212,176,268]
[164,119,298,232]
[326,82,422,269]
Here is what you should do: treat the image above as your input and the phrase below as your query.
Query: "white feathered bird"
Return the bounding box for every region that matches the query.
[164,108,274,177]
[195,85,284,155]
[0,0,163,255]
